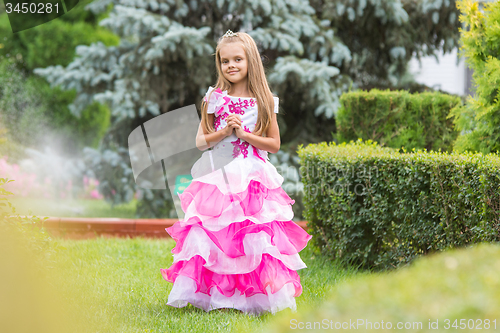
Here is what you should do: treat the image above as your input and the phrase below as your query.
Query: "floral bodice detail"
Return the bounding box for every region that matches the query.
[229,126,265,162]
[204,87,279,162]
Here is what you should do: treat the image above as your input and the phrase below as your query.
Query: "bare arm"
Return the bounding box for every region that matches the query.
[196,114,233,151]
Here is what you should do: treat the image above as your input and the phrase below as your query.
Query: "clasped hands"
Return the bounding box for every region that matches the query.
[223,114,248,139]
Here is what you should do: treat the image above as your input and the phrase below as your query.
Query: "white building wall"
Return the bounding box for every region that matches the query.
[407,0,495,97]
[408,48,467,96]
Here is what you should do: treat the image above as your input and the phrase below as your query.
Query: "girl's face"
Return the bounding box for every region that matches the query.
[219,43,248,86]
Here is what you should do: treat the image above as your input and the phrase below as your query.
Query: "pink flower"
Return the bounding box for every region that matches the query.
[90,189,103,199]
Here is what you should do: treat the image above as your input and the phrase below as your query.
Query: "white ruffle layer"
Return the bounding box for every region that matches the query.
[167,275,297,316]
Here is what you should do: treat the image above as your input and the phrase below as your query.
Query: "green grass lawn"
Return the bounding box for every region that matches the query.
[9,197,138,218]
[9,226,500,333]
[47,237,356,333]
[14,196,500,332]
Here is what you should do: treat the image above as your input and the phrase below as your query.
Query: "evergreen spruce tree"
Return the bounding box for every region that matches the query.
[450,0,500,154]
[34,0,462,218]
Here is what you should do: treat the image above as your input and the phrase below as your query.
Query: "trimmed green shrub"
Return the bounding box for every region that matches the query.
[336,89,462,152]
[297,139,500,270]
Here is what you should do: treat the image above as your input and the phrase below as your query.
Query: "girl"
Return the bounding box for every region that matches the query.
[160,30,312,316]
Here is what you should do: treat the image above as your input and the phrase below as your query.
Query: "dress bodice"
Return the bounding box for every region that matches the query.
[203,86,279,161]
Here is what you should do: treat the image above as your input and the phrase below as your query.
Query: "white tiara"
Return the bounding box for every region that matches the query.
[222,29,238,38]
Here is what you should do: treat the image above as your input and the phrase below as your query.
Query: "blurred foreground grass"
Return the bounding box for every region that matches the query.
[266,242,500,333]
[9,197,137,218]
[0,227,76,333]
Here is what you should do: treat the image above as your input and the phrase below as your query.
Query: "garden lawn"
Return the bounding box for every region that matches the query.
[9,197,137,218]
[48,237,356,333]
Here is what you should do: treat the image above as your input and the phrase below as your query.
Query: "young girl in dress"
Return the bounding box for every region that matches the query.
[160,30,312,316]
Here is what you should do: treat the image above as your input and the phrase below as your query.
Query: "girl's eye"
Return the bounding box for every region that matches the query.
[222,59,241,64]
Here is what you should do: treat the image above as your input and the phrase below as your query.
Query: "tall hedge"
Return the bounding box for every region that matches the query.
[336,89,462,152]
[298,139,500,270]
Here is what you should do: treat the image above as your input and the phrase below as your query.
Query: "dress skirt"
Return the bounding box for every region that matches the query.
[160,145,312,316]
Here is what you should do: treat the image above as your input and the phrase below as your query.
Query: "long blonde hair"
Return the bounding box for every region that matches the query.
[200,31,276,137]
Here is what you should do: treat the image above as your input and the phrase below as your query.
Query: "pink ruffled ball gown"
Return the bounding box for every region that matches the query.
[160,86,312,316]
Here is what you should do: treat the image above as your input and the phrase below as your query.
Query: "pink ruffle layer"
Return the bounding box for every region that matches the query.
[161,253,303,298]
[167,219,311,258]
[179,179,294,217]
[182,196,294,229]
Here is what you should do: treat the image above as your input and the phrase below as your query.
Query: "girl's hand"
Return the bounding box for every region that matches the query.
[221,114,237,136]
[222,123,233,137]
[225,114,243,137]
[228,114,248,139]
[234,126,246,139]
